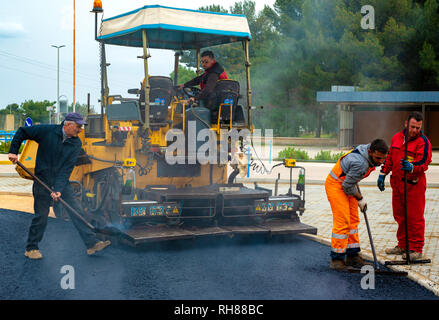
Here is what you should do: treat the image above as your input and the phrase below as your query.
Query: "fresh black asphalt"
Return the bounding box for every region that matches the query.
[0,209,437,300]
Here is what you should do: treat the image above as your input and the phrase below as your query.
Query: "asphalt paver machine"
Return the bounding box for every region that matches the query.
[16,2,317,245]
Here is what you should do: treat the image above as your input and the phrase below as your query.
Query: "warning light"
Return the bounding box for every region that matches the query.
[283,158,296,168]
[92,0,103,13]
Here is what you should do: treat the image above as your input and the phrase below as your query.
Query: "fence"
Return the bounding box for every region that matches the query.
[0,130,16,143]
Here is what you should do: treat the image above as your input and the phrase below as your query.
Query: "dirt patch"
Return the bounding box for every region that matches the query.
[0,195,55,217]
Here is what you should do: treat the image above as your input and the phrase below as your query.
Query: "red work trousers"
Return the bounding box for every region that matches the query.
[390,175,426,253]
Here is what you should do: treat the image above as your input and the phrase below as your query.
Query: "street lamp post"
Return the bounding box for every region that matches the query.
[51,44,65,123]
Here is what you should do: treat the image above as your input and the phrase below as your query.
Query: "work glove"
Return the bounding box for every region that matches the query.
[377,174,386,192]
[400,159,414,172]
[358,198,367,213]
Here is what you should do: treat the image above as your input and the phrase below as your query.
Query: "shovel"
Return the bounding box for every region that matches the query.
[347,184,407,276]
[355,207,408,276]
[16,161,124,238]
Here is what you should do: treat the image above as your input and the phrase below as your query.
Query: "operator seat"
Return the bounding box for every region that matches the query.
[210,79,242,125]
[139,76,174,123]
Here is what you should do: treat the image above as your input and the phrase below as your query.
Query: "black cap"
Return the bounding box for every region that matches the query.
[64,112,87,125]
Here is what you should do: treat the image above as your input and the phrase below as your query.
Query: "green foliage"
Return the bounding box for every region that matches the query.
[0,104,20,115]
[180,1,280,81]
[313,150,333,161]
[67,103,96,118]
[314,150,345,161]
[199,4,228,13]
[277,148,345,161]
[20,100,55,124]
[0,141,24,154]
[218,0,439,137]
[330,151,346,161]
[277,147,310,160]
[0,100,55,125]
[170,64,198,85]
[0,100,94,126]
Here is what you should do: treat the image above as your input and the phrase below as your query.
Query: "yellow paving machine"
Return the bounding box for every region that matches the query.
[14,3,317,245]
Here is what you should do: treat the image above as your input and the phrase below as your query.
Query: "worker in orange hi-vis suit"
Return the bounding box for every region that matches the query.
[325,139,388,271]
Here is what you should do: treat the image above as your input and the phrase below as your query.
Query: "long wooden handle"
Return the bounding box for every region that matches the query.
[16,161,96,231]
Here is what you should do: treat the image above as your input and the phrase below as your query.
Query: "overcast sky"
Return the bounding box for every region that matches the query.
[0,0,275,112]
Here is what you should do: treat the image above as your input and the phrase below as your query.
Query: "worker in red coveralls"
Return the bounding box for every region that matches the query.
[377,111,432,261]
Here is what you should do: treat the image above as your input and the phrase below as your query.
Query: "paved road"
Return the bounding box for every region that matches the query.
[0,209,437,300]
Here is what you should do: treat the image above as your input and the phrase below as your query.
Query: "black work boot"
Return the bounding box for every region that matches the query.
[346,255,370,268]
[330,259,352,271]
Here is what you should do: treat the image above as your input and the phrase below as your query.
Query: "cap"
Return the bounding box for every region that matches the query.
[64,112,87,125]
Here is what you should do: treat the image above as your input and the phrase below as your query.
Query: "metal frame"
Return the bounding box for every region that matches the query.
[216,103,233,134]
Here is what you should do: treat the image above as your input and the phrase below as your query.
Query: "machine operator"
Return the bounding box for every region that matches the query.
[178,50,228,108]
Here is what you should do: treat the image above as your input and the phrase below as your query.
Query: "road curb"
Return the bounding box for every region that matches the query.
[4,173,439,188]
[0,191,32,196]
[2,175,439,192]
[0,172,20,177]
[237,178,439,188]
[299,233,439,297]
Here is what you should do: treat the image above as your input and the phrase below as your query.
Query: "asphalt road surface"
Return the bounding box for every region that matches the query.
[0,209,437,300]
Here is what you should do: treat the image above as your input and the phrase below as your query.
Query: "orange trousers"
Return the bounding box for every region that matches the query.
[325,175,361,259]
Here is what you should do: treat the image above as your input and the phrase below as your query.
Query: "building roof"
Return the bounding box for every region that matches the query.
[317,91,439,105]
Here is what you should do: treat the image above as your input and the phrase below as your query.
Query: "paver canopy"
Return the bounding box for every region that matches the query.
[97,5,252,49]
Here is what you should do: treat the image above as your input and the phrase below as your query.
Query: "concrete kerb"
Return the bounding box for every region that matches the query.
[299,233,439,297]
[0,172,20,177]
[0,191,32,196]
[237,178,439,188]
[3,173,439,188]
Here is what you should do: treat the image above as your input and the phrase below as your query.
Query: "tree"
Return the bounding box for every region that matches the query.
[170,64,197,84]
[0,103,21,115]
[68,102,96,117]
[179,1,279,80]
[176,0,439,137]
[252,0,439,136]
[20,100,55,124]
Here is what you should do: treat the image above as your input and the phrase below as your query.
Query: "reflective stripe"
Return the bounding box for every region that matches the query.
[332,233,348,239]
[349,229,358,235]
[331,247,346,253]
[347,243,360,249]
[329,170,343,182]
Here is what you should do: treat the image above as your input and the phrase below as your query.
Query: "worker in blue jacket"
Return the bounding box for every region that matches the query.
[8,112,110,259]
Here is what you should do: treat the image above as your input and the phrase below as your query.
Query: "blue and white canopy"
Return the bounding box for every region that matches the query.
[97,5,252,50]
